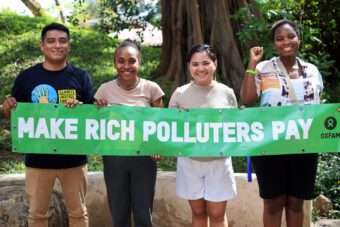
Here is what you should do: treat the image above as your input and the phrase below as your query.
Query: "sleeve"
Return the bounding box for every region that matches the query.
[94,84,104,101]
[81,71,94,104]
[313,65,324,93]
[11,72,27,102]
[168,88,180,108]
[228,88,238,108]
[150,81,165,102]
[255,61,265,97]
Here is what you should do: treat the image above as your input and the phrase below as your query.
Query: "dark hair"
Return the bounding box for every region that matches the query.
[41,23,70,41]
[187,44,217,63]
[271,19,300,41]
[114,39,141,62]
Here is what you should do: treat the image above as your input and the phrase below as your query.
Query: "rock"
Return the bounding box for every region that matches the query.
[0,172,314,227]
[313,195,333,216]
[153,172,191,227]
[314,219,340,227]
[0,185,68,227]
[0,129,10,138]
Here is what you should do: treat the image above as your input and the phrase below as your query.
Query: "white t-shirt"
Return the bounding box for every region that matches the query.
[169,80,238,161]
[169,80,237,109]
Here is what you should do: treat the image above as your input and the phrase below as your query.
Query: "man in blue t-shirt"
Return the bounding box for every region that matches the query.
[2,23,93,227]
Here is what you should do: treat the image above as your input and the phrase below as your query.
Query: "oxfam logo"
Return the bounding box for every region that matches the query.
[324,117,337,130]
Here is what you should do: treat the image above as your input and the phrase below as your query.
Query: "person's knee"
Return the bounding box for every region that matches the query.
[192,206,207,218]
[27,195,50,217]
[264,196,286,215]
[206,201,227,224]
[208,210,225,223]
[286,196,303,213]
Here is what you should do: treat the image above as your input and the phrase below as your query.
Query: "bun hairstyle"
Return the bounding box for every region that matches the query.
[271,19,300,41]
[114,39,141,62]
[187,44,217,63]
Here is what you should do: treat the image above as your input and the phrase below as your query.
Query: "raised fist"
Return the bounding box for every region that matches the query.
[249,46,264,65]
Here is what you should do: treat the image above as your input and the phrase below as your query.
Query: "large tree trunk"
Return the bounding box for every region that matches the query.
[160,0,255,97]
[21,0,44,17]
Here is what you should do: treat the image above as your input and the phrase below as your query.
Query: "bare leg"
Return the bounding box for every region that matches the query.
[286,196,303,227]
[263,195,286,227]
[207,200,228,227]
[189,199,208,227]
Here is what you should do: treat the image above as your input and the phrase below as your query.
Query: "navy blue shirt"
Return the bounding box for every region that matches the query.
[12,63,94,169]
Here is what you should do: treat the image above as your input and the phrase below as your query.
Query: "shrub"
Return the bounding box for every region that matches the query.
[314,153,340,218]
[0,11,52,36]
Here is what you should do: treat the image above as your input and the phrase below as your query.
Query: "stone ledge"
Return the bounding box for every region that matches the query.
[0,172,313,227]
[314,219,340,227]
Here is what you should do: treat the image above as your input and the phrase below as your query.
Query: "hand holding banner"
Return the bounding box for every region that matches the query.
[11,103,340,156]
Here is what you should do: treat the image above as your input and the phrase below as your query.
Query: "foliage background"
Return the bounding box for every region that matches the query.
[232,0,339,103]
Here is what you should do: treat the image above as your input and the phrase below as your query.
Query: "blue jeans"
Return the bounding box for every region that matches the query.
[103,156,157,227]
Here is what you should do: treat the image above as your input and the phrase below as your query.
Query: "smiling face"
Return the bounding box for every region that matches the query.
[40,30,70,64]
[273,23,301,57]
[114,46,140,82]
[189,51,217,86]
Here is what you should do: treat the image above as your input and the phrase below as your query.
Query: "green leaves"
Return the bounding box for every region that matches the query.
[95,0,160,36]
[233,0,339,102]
[315,153,340,218]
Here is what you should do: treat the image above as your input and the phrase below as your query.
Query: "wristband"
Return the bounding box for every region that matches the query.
[246,69,257,76]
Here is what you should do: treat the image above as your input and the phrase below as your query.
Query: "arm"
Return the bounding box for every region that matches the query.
[93,84,109,108]
[168,89,179,108]
[229,89,238,108]
[150,81,165,108]
[82,71,95,104]
[2,97,17,119]
[4,71,26,118]
[151,97,164,108]
[95,98,109,108]
[240,47,264,106]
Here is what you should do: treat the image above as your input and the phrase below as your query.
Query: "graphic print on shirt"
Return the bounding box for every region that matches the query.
[31,84,58,103]
[31,85,77,104]
[259,73,284,107]
[304,80,315,102]
[58,89,76,104]
[257,57,323,107]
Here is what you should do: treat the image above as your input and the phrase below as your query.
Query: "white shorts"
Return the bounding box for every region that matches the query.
[176,157,237,202]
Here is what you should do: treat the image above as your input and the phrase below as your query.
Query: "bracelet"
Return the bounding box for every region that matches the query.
[246,69,257,76]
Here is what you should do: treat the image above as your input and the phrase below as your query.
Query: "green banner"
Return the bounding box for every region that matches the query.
[11,103,340,157]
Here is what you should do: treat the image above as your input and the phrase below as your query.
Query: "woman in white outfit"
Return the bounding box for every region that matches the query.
[169,44,237,227]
